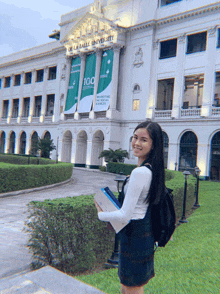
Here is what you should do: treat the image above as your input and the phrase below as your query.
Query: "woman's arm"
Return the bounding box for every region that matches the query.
[98,167,152,223]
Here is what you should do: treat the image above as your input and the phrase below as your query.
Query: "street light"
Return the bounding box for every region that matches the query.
[193,166,201,209]
[179,170,191,224]
[105,172,126,268]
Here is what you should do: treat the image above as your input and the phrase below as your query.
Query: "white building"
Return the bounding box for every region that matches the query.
[1,0,220,180]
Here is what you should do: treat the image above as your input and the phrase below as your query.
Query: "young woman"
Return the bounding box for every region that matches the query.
[95,120,165,294]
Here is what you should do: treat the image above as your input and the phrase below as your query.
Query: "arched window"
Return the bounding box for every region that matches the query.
[31,131,39,156]
[44,131,51,140]
[9,132,16,154]
[162,131,169,169]
[20,132,26,154]
[0,132,6,153]
[210,131,220,181]
[133,84,141,93]
[179,131,198,172]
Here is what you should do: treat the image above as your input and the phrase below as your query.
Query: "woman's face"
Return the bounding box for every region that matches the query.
[132,128,153,161]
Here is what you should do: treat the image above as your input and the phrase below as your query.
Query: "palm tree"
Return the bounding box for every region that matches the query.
[99,148,129,163]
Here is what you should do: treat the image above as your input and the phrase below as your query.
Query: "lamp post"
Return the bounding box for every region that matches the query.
[179,170,191,224]
[105,172,126,268]
[193,166,201,209]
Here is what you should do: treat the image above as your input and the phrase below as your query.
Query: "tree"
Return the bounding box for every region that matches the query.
[99,148,129,163]
[34,138,56,158]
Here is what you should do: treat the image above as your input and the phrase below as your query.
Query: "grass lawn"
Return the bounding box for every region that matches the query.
[76,180,220,293]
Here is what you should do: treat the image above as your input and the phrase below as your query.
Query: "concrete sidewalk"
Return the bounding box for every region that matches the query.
[0,266,106,294]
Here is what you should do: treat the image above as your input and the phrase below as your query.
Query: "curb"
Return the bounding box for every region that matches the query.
[0,178,73,199]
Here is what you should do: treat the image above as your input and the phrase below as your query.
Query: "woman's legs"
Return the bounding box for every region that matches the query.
[121,284,144,294]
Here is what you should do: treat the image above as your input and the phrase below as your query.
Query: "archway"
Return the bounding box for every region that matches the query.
[9,131,16,154]
[210,131,220,180]
[179,131,198,172]
[162,131,169,169]
[62,130,72,163]
[19,132,26,154]
[44,131,51,139]
[75,131,87,167]
[91,130,104,168]
[31,131,39,156]
[0,131,6,153]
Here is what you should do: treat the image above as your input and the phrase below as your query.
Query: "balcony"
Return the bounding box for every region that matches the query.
[181,108,201,117]
[212,107,220,116]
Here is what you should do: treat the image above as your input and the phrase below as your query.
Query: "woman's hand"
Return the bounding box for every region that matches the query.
[94,200,103,213]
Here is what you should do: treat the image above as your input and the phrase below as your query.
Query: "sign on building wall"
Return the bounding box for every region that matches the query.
[64,57,81,114]
[78,53,96,113]
[94,49,114,112]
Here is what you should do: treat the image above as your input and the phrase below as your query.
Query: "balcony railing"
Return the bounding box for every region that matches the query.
[154,110,172,118]
[181,108,201,117]
[212,107,220,116]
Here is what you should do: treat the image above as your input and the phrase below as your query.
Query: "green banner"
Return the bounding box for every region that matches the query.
[64,57,81,114]
[94,49,114,112]
[78,53,96,113]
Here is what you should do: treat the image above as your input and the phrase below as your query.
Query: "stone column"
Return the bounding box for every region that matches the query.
[40,94,47,123]
[172,34,186,119]
[106,44,121,119]
[90,49,102,119]
[147,39,159,118]
[85,139,93,168]
[201,26,218,117]
[74,53,86,120]
[15,134,20,154]
[7,99,12,124]
[17,96,23,124]
[167,142,179,171]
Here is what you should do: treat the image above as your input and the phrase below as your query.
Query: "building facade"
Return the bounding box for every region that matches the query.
[0,0,220,179]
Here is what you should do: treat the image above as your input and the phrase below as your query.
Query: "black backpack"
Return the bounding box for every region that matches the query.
[145,165,176,247]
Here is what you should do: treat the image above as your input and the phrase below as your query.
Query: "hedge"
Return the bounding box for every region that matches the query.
[0,163,73,193]
[0,154,55,165]
[25,170,196,275]
[25,195,115,274]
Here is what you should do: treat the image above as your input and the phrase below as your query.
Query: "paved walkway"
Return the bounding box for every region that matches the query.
[0,168,117,293]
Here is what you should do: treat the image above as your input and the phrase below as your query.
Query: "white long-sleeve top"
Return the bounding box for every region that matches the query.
[98,166,152,224]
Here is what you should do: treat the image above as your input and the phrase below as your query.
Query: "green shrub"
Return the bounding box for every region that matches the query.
[107,162,136,175]
[25,170,196,275]
[0,154,55,165]
[0,163,73,193]
[25,195,115,274]
[99,166,106,172]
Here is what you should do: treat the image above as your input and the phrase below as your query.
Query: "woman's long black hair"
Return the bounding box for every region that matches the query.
[134,120,165,205]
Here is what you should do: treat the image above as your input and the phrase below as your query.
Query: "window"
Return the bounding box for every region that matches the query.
[48,66,57,80]
[160,0,181,6]
[214,72,220,107]
[160,39,177,59]
[23,98,30,117]
[132,99,140,111]
[36,69,44,82]
[46,94,55,116]
[14,74,21,86]
[34,96,42,117]
[0,79,1,89]
[157,78,174,110]
[183,75,204,108]
[25,72,32,84]
[133,84,141,93]
[4,76,11,88]
[217,29,220,48]
[2,100,9,118]
[12,99,19,118]
[187,32,207,54]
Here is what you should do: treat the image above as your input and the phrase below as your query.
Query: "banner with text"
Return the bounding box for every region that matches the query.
[78,53,96,113]
[94,49,114,112]
[64,57,81,114]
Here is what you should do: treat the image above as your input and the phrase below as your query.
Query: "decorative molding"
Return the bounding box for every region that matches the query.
[133,47,143,68]
[208,26,218,38]
[129,3,220,31]
[153,40,159,50]
[178,33,186,44]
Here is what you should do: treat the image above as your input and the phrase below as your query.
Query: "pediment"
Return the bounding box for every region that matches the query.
[61,12,126,56]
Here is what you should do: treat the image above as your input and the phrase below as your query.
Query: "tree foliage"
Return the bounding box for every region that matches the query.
[99,148,129,163]
[33,138,56,158]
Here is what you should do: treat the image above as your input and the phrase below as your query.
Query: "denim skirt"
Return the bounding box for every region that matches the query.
[118,208,155,287]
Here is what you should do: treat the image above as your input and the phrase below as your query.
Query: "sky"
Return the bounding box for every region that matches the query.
[0,0,93,58]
